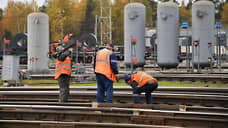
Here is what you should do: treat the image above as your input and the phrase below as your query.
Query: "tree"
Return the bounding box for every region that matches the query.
[40,5,47,13]
[92,0,100,16]
[158,0,178,4]
[0,9,3,20]
[80,0,96,36]
[180,1,191,25]
[1,0,38,37]
[149,0,158,28]
[46,0,87,41]
[221,2,228,26]
[133,0,153,28]
[0,8,4,44]
[111,0,155,45]
[194,0,226,21]
[64,0,87,38]
[186,0,193,10]
[46,0,62,41]
[111,0,128,45]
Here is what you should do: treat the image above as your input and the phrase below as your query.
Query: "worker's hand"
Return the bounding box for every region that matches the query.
[131,81,137,89]
[53,52,59,58]
[117,61,120,67]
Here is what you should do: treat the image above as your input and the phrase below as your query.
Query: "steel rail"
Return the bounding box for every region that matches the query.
[27,72,228,83]
[0,101,227,114]
[0,104,227,128]
[0,91,227,107]
[1,86,228,95]
[0,120,183,128]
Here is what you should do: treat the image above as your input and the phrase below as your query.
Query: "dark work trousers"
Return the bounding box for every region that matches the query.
[96,73,113,103]
[58,74,70,102]
[133,82,158,104]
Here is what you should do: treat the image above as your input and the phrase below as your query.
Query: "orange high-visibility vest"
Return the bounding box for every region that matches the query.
[55,56,71,80]
[133,72,157,88]
[95,48,117,82]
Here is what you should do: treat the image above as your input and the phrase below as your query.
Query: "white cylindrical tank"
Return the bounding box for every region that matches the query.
[2,55,20,82]
[27,12,49,74]
[192,0,215,68]
[157,2,179,68]
[124,3,145,67]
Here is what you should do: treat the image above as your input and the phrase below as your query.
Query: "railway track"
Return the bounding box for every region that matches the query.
[0,101,227,114]
[0,120,181,128]
[0,104,227,128]
[0,90,227,107]
[28,72,228,84]
[0,87,227,128]
[1,86,228,96]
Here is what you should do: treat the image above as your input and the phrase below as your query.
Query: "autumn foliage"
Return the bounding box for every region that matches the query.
[0,0,227,46]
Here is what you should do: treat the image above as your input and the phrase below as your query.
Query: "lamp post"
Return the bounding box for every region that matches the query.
[3,37,5,56]
[215,22,222,70]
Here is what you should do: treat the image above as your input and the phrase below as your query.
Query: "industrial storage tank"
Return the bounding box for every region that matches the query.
[27,12,49,74]
[192,0,215,68]
[124,3,145,67]
[157,1,179,68]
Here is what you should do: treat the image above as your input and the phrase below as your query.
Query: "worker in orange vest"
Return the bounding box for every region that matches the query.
[124,71,158,104]
[94,43,119,103]
[63,33,73,43]
[55,44,72,102]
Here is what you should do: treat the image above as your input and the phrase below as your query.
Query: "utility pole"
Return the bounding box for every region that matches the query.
[95,15,98,38]
[60,10,65,41]
[100,0,112,46]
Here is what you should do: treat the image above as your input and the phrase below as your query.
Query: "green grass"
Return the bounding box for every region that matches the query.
[0,79,227,87]
[158,81,228,87]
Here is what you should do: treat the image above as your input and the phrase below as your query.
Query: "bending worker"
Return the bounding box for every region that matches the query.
[94,43,119,103]
[124,71,158,104]
[55,44,72,103]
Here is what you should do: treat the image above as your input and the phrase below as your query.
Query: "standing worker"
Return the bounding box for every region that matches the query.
[94,43,119,103]
[55,44,72,103]
[124,71,158,104]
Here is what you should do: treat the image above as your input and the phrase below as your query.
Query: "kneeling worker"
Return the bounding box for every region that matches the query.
[124,71,158,104]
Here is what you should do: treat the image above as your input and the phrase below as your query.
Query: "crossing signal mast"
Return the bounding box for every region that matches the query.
[100,0,112,46]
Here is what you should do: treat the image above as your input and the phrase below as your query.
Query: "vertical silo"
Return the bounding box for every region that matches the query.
[192,0,215,68]
[27,12,49,74]
[124,3,145,67]
[157,1,179,68]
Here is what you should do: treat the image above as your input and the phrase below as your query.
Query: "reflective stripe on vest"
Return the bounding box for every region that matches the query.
[95,49,117,82]
[134,72,155,88]
[55,67,71,74]
[56,63,71,69]
[139,72,152,83]
[55,56,71,80]
[96,50,111,64]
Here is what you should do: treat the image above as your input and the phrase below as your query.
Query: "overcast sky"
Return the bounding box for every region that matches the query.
[0,0,189,10]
